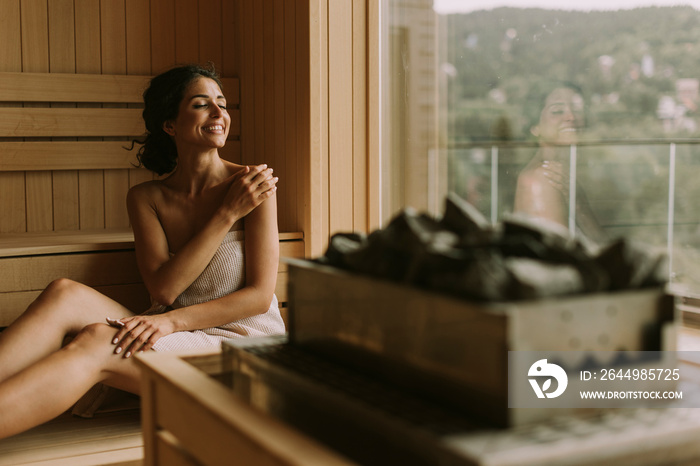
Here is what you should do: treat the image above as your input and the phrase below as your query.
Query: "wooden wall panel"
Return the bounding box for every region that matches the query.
[126,0,155,190]
[75,0,104,230]
[49,0,79,231]
[328,0,354,237]
[175,0,199,64]
[0,0,25,234]
[353,0,369,234]
[283,0,298,232]
[273,0,286,229]
[198,0,223,72]
[22,0,52,233]
[0,0,244,235]
[0,0,326,245]
[221,0,239,77]
[101,0,130,230]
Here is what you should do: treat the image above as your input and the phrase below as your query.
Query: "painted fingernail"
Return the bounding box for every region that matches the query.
[115,347,122,354]
[112,337,118,344]
[125,351,131,358]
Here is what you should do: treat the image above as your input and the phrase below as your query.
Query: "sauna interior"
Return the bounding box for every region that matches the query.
[3,0,700,465]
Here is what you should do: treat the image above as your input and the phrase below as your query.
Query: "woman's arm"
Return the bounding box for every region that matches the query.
[165,191,279,331]
[127,165,277,305]
[114,189,279,357]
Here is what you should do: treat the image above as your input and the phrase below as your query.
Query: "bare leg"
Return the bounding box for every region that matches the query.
[0,323,142,439]
[0,278,135,383]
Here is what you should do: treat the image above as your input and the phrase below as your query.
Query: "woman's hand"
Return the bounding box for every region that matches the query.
[110,314,177,358]
[220,164,278,222]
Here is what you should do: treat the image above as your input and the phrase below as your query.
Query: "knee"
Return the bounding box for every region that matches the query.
[67,323,113,351]
[42,278,83,299]
[32,278,90,312]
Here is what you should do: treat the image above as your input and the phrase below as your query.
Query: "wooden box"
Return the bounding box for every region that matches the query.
[136,348,352,466]
[285,260,677,426]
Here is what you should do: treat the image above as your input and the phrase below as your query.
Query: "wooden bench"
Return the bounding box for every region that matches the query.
[0,231,304,329]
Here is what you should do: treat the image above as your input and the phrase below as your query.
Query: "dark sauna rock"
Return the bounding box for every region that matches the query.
[320,195,667,301]
[595,238,668,290]
[440,192,496,245]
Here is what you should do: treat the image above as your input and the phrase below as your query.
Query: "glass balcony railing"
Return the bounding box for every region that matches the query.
[446,139,700,295]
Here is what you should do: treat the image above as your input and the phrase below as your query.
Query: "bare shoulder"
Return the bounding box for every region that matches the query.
[127,179,165,210]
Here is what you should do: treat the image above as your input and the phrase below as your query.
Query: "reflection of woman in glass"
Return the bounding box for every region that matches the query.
[514,83,606,244]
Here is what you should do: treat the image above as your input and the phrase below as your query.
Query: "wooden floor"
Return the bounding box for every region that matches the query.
[0,409,142,466]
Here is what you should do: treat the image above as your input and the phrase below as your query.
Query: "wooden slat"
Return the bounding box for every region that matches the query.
[328,0,354,236]
[175,0,199,64]
[53,171,81,230]
[0,230,136,256]
[0,72,239,104]
[0,230,302,257]
[284,0,298,232]
[0,251,142,293]
[75,0,105,233]
[263,0,275,174]
[22,0,53,234]
[126,0,152,75]
[252,0,265,167]
[0,107,240,138]
[49,1,79,233]
[0,107,145,137]
[0,1,26,234]
[352,0,368,234]
[198,0,223,72]
[75,0,102,74]
[79,170,107,230]
[150,0,176,73]
[26,171,53,232]
[296,0,312,256]
[104,169,131,229]
[101,0,127,75]
[0,0,22,73]
[0,172,26,233]
[0,141,142,171]
[21,0,49,73]
[368,0,382,231]
[240,0,255,164]
[273,0,287,231]
[0,72,147,102]
[221,0,239,77]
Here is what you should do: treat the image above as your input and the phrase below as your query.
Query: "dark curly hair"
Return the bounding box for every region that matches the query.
[133,64,224,175]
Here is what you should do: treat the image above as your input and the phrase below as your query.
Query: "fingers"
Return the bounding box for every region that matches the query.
[244,165,278,202]
[111,318,160,358]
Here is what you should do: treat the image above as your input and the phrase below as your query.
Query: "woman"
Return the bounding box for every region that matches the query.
[0,64,282,438]
[514,83,606,245]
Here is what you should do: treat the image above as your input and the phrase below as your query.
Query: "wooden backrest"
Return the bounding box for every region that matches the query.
[0,72,241,233]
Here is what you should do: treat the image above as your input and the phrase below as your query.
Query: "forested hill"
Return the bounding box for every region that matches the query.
[443,6,700,141]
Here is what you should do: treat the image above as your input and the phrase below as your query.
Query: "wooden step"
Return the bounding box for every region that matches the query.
[0,410,142,466]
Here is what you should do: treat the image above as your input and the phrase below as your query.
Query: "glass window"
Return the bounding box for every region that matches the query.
[381,0,700,294]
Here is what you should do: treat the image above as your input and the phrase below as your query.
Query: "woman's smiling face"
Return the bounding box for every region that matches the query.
[164,77,230,151]
[532,87,584,146]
